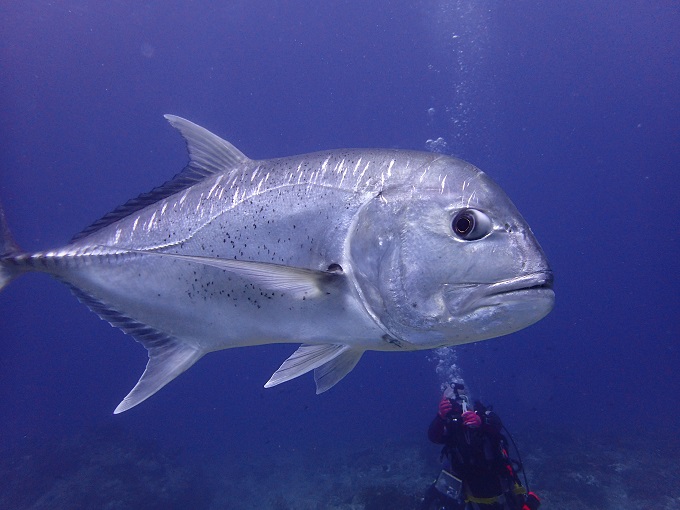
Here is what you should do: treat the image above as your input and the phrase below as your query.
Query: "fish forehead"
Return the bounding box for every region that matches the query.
[72,148,462,252]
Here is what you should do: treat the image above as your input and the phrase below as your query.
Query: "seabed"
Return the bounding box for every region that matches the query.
[1,426,678,509]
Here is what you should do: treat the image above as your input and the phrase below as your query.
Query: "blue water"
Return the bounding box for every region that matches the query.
[1,1,678,508]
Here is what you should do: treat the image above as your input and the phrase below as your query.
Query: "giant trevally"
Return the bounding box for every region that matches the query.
[0,116,554,413]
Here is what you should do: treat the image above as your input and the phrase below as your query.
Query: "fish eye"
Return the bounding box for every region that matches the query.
[451,209,492,240]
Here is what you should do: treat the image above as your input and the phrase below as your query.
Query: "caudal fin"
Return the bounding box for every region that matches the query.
[0,204,23,291]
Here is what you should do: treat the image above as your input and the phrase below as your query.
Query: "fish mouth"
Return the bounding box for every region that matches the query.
[445,270,554,315]
[483,270,554,297]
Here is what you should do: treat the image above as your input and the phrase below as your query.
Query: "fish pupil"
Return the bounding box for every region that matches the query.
[455,215,473,235]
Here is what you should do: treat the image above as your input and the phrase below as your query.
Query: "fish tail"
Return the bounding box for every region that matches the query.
[0,203,25,291]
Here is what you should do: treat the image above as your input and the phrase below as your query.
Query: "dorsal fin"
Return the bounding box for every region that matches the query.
[163,115,249,174]
[71,115,251,242]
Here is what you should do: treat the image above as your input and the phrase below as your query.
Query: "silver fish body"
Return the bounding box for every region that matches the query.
[0,116,554,413]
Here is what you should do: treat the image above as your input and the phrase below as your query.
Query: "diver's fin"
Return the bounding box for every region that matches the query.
[0,203,24,291]
[265,344,359,388]
[314,347,364,393]
[72,116,251,242]
[114,339,203,414]
[132,250,340,299]
[65,283,204,413]
[163,115,250,175]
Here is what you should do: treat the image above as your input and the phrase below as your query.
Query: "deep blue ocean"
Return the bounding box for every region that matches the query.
[1,1,678,509]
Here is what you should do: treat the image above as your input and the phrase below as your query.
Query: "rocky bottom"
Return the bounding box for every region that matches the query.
[1,426,678,509]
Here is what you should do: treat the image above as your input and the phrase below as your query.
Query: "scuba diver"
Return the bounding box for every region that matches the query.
[419,384,541,510]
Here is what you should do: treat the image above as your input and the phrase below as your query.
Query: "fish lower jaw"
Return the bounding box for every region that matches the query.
[458,271,553,312]
[464,286,554,316]
[469,289,554,328]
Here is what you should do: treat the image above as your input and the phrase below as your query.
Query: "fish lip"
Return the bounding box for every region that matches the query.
[444,270,554,316]
[484,270,554,297]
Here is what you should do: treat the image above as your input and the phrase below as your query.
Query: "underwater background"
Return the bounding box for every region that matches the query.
[0,1,678,508]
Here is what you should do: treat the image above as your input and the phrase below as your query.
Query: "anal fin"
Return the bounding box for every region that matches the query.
[115,339,203,414]
[65,283,204,413]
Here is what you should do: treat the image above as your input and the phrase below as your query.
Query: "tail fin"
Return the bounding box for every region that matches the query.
[0,204,23,291]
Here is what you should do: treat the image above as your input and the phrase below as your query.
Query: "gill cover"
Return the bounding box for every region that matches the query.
[348,189,446,345]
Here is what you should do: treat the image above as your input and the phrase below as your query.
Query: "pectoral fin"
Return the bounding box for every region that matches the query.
[265,344,364,390]
[131,250,338,299]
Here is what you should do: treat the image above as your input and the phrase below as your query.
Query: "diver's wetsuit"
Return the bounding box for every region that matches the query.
[422,410,527,510]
